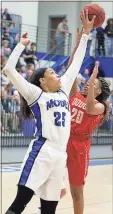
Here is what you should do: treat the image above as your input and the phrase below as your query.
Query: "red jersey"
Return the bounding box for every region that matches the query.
[69,92,103,141]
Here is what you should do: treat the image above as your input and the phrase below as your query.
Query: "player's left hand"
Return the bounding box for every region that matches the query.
[20,33,30,46]
[89,61,99,84]
[81,9,96,34]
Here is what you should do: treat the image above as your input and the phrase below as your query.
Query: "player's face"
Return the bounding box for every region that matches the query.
[82,79,101,97]
[41,68,61,92]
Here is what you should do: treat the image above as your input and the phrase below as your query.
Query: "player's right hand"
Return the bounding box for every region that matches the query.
[81,9,96,34]
[20,33,30,46]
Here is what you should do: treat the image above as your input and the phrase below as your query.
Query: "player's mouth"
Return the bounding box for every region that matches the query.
[58,79,61,83]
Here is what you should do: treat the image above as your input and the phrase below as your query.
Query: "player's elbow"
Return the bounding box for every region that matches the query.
[2,63,12,75]
[2,68,9,76]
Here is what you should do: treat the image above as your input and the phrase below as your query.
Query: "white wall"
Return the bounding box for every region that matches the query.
[37,1,113,52]
[38,1,91,52]
[2,2,39,25]
[2,2,39,42]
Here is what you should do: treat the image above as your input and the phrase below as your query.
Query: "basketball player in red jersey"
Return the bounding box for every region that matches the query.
[65,30,110,214]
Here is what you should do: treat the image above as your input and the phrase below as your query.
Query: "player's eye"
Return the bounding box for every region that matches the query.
[51,71,55,75]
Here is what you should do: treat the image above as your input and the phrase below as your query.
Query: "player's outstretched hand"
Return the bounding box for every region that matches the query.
[89,61,99,84]
[81,9,96,34]
[20,33,30,46]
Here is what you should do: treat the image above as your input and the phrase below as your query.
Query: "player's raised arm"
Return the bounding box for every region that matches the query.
[86,62,104,115]
[61,9,96,96]
[67,27,83,97]
[2,34,42,105]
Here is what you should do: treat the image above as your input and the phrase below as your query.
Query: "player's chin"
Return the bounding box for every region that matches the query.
[82,90,88,96]
[58,81,62,89]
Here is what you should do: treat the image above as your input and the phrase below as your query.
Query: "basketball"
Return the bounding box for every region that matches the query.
[80,4,105,28]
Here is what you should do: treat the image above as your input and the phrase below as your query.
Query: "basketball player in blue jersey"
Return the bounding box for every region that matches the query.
[3,10,95,214]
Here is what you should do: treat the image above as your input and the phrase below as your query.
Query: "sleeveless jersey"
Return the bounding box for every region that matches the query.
[29,89,70,148]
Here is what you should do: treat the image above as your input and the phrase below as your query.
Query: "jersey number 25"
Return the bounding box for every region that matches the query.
[54,112,66,127]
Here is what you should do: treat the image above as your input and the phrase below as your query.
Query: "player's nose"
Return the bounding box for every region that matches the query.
[57,74,60,79]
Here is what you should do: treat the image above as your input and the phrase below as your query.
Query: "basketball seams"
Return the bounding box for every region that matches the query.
[84,4,105,15]
[81,4,105,28]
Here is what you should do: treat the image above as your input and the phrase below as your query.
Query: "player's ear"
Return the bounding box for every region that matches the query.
[39,77,46,85]
[39,78,45,83]
[97,88,102,95]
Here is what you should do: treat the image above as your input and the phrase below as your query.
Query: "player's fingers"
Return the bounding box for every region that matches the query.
[95,61,100,68]
[93,61,99,75]
[85,9,89,21]
[91,15,96,23]
[81,10,86,23]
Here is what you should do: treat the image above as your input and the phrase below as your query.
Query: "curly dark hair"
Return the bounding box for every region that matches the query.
[96,77,110,123]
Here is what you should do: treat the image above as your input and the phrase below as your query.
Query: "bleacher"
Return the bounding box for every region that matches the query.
[1,12,113,147]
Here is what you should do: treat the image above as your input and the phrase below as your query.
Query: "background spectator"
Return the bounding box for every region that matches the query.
[2,8,12,21]
[78,77,86,91]
[26,63,35,80]
[105,18,113,56]
[2,20,7,40]
[18,65,27,78]
[55,18,69,55]
[5,22,19,49]
[77,73,84,85]
[2,40,11,58]
[89,29,97,57]
[58,65,67,76]
[82,68,90,82]
[20,42,39,68]
[1,57,8,70]
[1,68,10,87]
[96,27,105,57]
[1,83,20,133]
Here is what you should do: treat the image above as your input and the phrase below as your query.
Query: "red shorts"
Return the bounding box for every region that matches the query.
[67,137,90,186]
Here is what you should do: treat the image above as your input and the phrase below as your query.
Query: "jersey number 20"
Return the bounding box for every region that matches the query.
[71,108,84,124]
[54,112,66,127]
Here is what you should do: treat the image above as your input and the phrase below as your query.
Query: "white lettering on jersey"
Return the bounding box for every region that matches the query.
[72,98,86,110]
[71,107,84,124]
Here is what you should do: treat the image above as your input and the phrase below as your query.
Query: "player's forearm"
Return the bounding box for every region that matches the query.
[4,43,25,72]
[2,43,38,103]
[68,37,81,96]
[61,34,89,95]
[64,34,89,80]
[69,79,78,97]
[86,83,95,112]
